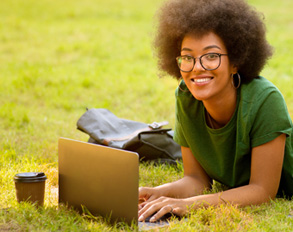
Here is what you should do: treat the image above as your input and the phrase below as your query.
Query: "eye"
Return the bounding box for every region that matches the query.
[181,56,193,62]
[204,53,219,60]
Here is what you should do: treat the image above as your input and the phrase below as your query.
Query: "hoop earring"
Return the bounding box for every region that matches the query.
[232,73,241,89]
[178,77,189,92]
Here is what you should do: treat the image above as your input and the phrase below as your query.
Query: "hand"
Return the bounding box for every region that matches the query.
[138,187,163,206]
[138,196,189,222]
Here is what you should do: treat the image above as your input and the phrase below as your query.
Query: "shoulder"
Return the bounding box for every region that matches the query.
[240,76,283,102]
[238,77,292,146]
[239,76,288,112]
[239,76,289,114]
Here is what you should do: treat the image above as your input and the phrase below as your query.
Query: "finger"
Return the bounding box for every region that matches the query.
[147,194,160,202]
[172,205,189,217]
[149,205,174,223]
[171,207,183,216]
[138,197,146,204]
[138,187,153,201]
[138,201,151,216]
[139,202,170,222]
[138,193,161,211]
[138,196,163,215]
[138,202,145,210]
[138,196,172,220]
[138,204,160,222]
[138,198,150,211]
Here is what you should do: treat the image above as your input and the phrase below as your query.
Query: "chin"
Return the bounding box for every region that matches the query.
[189,90,213,102]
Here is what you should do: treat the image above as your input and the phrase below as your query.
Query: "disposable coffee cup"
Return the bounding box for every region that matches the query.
[14,172,47,206]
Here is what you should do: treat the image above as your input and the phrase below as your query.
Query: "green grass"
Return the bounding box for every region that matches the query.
[0,0,292,231]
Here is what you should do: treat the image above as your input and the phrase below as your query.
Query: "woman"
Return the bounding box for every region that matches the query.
[138,0,293,222]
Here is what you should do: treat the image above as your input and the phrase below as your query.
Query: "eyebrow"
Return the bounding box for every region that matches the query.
[203,45,222,51]
[181,45,222,52]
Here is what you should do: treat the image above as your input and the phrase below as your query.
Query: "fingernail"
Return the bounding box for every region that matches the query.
[150,217,156,222]
[138,216,144,221]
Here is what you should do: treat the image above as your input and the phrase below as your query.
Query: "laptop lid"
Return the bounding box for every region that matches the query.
[58,137,139,225]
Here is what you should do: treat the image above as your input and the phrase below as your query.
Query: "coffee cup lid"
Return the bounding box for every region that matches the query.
[14,172,47,183]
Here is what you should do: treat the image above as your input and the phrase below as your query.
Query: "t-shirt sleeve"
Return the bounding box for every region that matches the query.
[173,94,189,147]
[173,115,189,147]
[250,88,292,147]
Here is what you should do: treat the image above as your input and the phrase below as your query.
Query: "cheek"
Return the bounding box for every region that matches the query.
[180,71,190,80]
[217,62,234,78]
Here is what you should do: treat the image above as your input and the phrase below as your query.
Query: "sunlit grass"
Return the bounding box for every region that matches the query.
[0,0,293,230]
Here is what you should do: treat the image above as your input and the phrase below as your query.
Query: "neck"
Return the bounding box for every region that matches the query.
[203,88,237,129]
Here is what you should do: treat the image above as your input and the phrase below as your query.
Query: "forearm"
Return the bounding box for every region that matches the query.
[186,183,274,209]
[154,175,211,199]
[182,135,286,209]
[155,146,212,199]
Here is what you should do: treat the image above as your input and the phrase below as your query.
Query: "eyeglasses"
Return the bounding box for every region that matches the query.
[176,53,228,72]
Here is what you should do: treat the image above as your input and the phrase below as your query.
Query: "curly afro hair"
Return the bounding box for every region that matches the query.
[153,0,273,83]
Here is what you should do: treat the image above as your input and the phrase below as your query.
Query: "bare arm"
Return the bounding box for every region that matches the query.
[139,134,286,222]
[160,146,212,198]
[139,146,212,203]
[190,133,286,207]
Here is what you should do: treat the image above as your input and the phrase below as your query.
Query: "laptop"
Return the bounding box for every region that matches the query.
[58,137,139,226]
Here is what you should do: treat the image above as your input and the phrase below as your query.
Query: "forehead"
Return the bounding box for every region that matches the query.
[181,32,227,52]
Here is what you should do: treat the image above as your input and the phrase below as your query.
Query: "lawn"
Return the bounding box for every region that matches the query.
[0,0,292,231]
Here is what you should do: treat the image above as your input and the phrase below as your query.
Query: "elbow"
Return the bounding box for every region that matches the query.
[183,174,212,196]
[249,183,278,204]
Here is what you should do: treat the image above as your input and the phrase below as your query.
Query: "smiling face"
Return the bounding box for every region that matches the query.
[180,32,237,102]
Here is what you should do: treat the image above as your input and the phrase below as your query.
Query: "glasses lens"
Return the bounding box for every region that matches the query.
[177,56,194,72]
[201,53,220,70]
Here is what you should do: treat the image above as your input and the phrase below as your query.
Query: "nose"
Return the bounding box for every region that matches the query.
[192,58,204,72]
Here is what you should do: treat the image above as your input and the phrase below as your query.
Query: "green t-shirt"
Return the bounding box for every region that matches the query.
[174,76,293,197]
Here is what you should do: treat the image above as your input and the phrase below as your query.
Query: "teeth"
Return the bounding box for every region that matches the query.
[192,78,212,83]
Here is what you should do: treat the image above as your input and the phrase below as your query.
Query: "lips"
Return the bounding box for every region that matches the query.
[191,76,214,84]
[191,77,213,83]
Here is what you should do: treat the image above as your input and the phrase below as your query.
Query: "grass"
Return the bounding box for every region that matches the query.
[0,0,292,231]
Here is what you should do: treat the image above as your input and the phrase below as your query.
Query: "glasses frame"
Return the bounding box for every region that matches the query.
[176,53,228,72]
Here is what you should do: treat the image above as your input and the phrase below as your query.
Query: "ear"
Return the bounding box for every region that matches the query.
[231,64,238,74]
